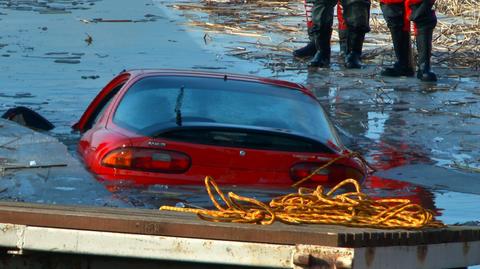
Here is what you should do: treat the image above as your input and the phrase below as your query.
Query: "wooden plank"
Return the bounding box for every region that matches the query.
[0,202,341,247]
[353,241,480,269]
[0,202,479,248]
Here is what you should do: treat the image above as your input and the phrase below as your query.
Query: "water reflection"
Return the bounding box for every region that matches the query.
[365,111,389,141]
[305,72,480,224]
[364,176,439,215]
[102,180,293,209]
[306,70,445,170]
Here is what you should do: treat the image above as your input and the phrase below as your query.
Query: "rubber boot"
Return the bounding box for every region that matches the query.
[416,28,437,82]
[345,32,365,69]
[293,41,317,58]
[381,29,415,77]
[338,29,348,57]
[309,28,332,67]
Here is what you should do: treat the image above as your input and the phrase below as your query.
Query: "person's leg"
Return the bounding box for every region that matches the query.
[409,0,437,81]
[380,1,415,76]
[309,0,337,67]
[342,0,371,68]
[293,0,318,58]
[337,3,348,56]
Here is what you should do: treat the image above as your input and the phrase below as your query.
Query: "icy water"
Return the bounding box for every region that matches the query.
[0,0,479,231]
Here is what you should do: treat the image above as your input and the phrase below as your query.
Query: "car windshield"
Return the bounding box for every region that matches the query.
[113,76,341,147]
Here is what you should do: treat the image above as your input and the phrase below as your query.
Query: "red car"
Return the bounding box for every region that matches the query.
[73,69,366,186]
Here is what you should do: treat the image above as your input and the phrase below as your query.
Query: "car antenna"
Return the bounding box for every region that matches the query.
[174,85,185,126]
[224,74,228,81]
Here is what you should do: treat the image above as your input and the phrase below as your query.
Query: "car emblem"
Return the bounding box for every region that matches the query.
[148,141,166,147]
[239,150,246,156]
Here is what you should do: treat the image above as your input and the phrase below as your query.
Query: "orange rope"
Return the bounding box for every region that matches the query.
[160,176,444,229]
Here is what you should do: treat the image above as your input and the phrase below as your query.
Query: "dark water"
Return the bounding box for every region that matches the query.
[0,0,479,229]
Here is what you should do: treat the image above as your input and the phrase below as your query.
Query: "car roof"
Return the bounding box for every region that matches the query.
[121,69,316,99]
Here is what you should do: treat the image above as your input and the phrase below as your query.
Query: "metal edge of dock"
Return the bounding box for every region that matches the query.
[0,202,479,269]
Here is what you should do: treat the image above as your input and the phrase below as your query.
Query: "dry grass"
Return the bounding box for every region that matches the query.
[435,0,479,20]
[433,0,479,68]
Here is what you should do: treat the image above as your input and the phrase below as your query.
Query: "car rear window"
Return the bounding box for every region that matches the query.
[113,76,340,147]
[159,128,333,153]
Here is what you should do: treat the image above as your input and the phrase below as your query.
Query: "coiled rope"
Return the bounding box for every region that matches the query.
[160,153,444,229]
[160,176,443,228]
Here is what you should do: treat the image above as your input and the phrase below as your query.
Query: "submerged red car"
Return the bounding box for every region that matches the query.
[73,69,366,186]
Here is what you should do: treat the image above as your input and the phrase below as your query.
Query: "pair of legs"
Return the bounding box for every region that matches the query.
[380,0,437,81]
[295,0,371,69]
[293,1,348,58]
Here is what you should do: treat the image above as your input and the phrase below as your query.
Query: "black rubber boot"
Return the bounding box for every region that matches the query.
[338,29,348,57]
[381,30,414,77]
[345,32,365,69]
[416,28,437,82]
[309,28,332,68]
[293,41,317,58]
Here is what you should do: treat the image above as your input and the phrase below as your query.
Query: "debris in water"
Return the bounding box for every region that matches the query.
[191,66,227,70]
[1,106,54,131]
[92,18,133,23]
[452,162,480,174]
[203,33,212,45]
[81,75,100,80]
[95,53,109,58]
[84,33,93,45]
[80,17,157,23]
[54,59,81,64]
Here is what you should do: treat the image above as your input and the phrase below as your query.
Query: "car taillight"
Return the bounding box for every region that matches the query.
[102,148,191,173]
[290,162,330,183]
[290,162,365,185]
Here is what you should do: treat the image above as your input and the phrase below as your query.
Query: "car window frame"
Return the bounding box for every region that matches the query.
[73,73,130,133]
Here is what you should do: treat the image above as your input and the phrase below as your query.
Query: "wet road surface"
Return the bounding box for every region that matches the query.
[0,0,479,227]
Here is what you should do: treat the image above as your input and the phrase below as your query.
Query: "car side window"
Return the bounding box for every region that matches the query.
[84,83,124,131]
[92,97,114,125]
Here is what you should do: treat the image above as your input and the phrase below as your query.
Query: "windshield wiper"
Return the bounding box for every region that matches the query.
[174,85,184,126]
